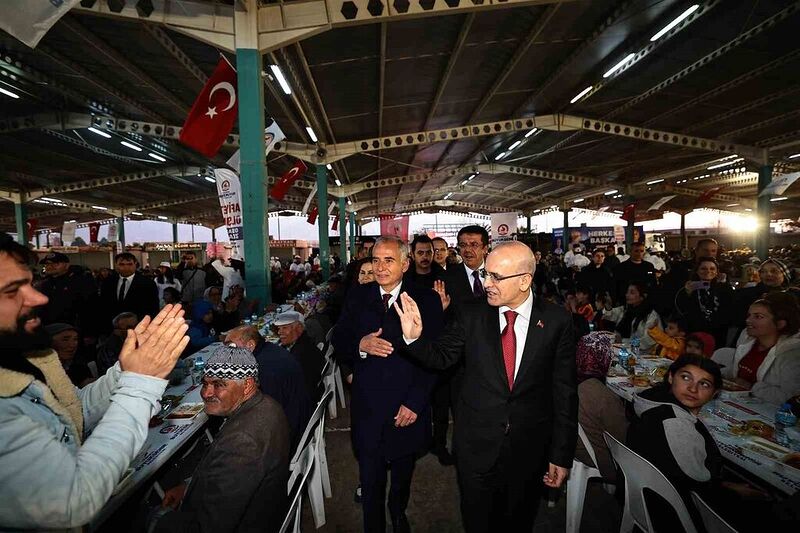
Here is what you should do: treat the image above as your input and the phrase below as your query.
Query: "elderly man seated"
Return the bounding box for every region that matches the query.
[225,325,311,451]
[275,311,325,404]
[155,345,290,533]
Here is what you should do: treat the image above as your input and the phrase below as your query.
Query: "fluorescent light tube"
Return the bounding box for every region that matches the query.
[650,4,699,42]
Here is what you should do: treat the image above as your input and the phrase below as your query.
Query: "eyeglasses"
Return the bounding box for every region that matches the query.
[479,268,531,283]
[458,242,484,250]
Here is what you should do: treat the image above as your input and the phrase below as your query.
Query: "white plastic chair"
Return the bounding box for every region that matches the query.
[320,344,346,418]
[691,492,738,533]
[604,432,698,533]
[280,444,315,533]
[288,389,333,528]
[566,424,603,533]
[711,347,735,368]
[87,361,99,378]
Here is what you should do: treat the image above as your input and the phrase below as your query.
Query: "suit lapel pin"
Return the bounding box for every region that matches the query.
[536,320,544,328]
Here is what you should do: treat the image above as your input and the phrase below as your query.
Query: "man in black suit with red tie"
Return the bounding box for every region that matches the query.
[332,236,444,533]
[390,241,577,533]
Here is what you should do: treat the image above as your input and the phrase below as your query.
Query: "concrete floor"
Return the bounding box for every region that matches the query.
[302,395,622,533]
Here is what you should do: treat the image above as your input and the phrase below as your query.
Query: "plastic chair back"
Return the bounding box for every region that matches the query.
[691,492,738,533]
[290,389,333,473]
[604,432,698,533]
[711,347,735,369]
[566,424,603,533]
[280,444,315,533]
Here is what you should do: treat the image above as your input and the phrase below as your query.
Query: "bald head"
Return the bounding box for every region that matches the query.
[225,325,262,353]
[484,241,535,309]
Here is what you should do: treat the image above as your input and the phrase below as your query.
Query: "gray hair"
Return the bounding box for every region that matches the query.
[112,312,138,328]
[374,236,410,262]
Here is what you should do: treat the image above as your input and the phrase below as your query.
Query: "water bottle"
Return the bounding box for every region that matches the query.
[618,347,629,372]
[588,322,595,333]
[630,336,641,358]
[775,403,798,447]
[192,356,205,386]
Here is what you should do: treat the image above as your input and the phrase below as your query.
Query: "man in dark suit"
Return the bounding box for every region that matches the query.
[225,325,311,453]
[99,253,158,332]
[333,236,444,533]
[275,311,325,404]
[403,234,445,290]
[392,241,577,532]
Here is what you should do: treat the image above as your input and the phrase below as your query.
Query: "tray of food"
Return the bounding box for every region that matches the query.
[164,402,205,425]
[729,420,774,440]
[740,437,800,475]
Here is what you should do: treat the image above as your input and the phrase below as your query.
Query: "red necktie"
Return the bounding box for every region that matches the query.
[382,293,392,313]
[501,310,517,390]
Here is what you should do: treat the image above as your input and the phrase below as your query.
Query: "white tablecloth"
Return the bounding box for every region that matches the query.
[605,376,800,494]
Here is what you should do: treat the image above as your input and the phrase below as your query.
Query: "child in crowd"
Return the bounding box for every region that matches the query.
[574,284,595,322]
[685,332,716,358]
[647,314,687,360]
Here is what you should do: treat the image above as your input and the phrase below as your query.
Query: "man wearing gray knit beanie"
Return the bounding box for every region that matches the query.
[153,345,290,533]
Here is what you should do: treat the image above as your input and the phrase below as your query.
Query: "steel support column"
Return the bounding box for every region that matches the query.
[625,198,635,251]
[561,208,569,249]
[527,215,532,234]
[117,215,126,246]
[172,222,179,262]
[680,212,687,251]
[756,165,773,259]
[349,213,356,259]
[317,165,330,280]
[338,196,347,267]
[14,201,28,245]
[236,0,271,305]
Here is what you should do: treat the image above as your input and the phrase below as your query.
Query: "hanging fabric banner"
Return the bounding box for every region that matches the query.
[0,0,80,48]
[307,206,318,225]
[379,214,410,241]
[61,220,76,245]
[270,159,308,201]
[107,223,118,242]
[490,212,518,244]
[759,171,800,197]
[214,168,245,260]
[648,195,676,211]
[88,222,100,243]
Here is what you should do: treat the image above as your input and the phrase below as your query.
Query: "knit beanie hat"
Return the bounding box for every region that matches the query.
[204,344,258,381]
[760,258,791,284]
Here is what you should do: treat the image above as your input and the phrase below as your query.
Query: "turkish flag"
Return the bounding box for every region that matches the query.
[307,206,318,225]
[270,160,308,201]
[380,214,410,241]
[179,58,238,157]
[332,213,340,231]
[26,218,38,235]
[621,203,636,222]
[88,222,100,243]
[696,186,725,205]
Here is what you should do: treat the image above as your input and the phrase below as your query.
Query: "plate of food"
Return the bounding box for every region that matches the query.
[165,402,205,425]
[729,420,774,440]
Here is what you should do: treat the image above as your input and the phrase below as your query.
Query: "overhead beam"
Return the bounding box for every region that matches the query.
[74,0,580,53]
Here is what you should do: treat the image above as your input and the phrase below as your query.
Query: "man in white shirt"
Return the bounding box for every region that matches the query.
[289,255,304,274]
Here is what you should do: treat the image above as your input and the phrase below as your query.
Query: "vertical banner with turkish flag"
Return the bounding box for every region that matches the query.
[214,168,245,259]
[270,160,308,201]
[379,214,410,242]
[332,213,340,232]
[26,218,38,237]
[179,57,238,157]
[307,206,318,225]
[88,222,100,243]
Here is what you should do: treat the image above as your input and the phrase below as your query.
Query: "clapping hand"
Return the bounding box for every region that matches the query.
[118,304,190,379]
[394,292,423,341]
[433,280,450,311]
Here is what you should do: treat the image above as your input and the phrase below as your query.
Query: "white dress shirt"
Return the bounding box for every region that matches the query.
[361,282,403,358]
[463,262,485,290]
[116,273,135,300]
[498,290,533,379]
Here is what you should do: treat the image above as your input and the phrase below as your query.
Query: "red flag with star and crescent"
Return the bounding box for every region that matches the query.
[270,160,308,201]
[179,58,238,157]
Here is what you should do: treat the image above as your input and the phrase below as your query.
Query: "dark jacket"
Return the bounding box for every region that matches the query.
[288,331,325,405]
[405,294,577,474]
[99,272,158,332]
[403,262,445,290]
[332,281,444,459]
[440,263,485,308]
[613,260,656,304]
[253,339,311,451]
[156,393,290,533]
[37,271,97,329]
[576,264,614,300]
[732,282,785,328]
[675,281,734,349]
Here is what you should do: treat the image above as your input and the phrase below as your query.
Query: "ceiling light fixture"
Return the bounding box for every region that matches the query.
[148,152,166,162]
[269,65,292,95]
[130,211,143,216]
[88,127,111,138]
[570,85,593,104]
[650,4,700,42]
[604,189,618,195]
[157,215,169,220]
[204,176,216,183]
[524,128,538,138]
[572,198,585,203]
[120,140,142,152]
[0,87,20,99]
[707,158,743,170]
[443,192,453,200]
[508,140,522,151]
[334,179,342,187]
[326,164,332,170]
[646,179,664,185]
[770,196,788,202]
[494,151,507,161]
[603,53,636,78]
[92,205,108,210]
[305,127,318,143]
[789,153,800,159]
[726,203,739,207]
[744,208,753,212]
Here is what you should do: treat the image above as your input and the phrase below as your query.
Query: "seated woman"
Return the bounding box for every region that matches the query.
[598,281,661,353]
[718,291,800,405]
[187,301,219,354]
[733,258,792,330]
[675,257,734,350]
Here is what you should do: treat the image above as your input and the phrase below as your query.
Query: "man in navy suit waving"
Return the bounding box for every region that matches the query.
[333,236,444,533]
